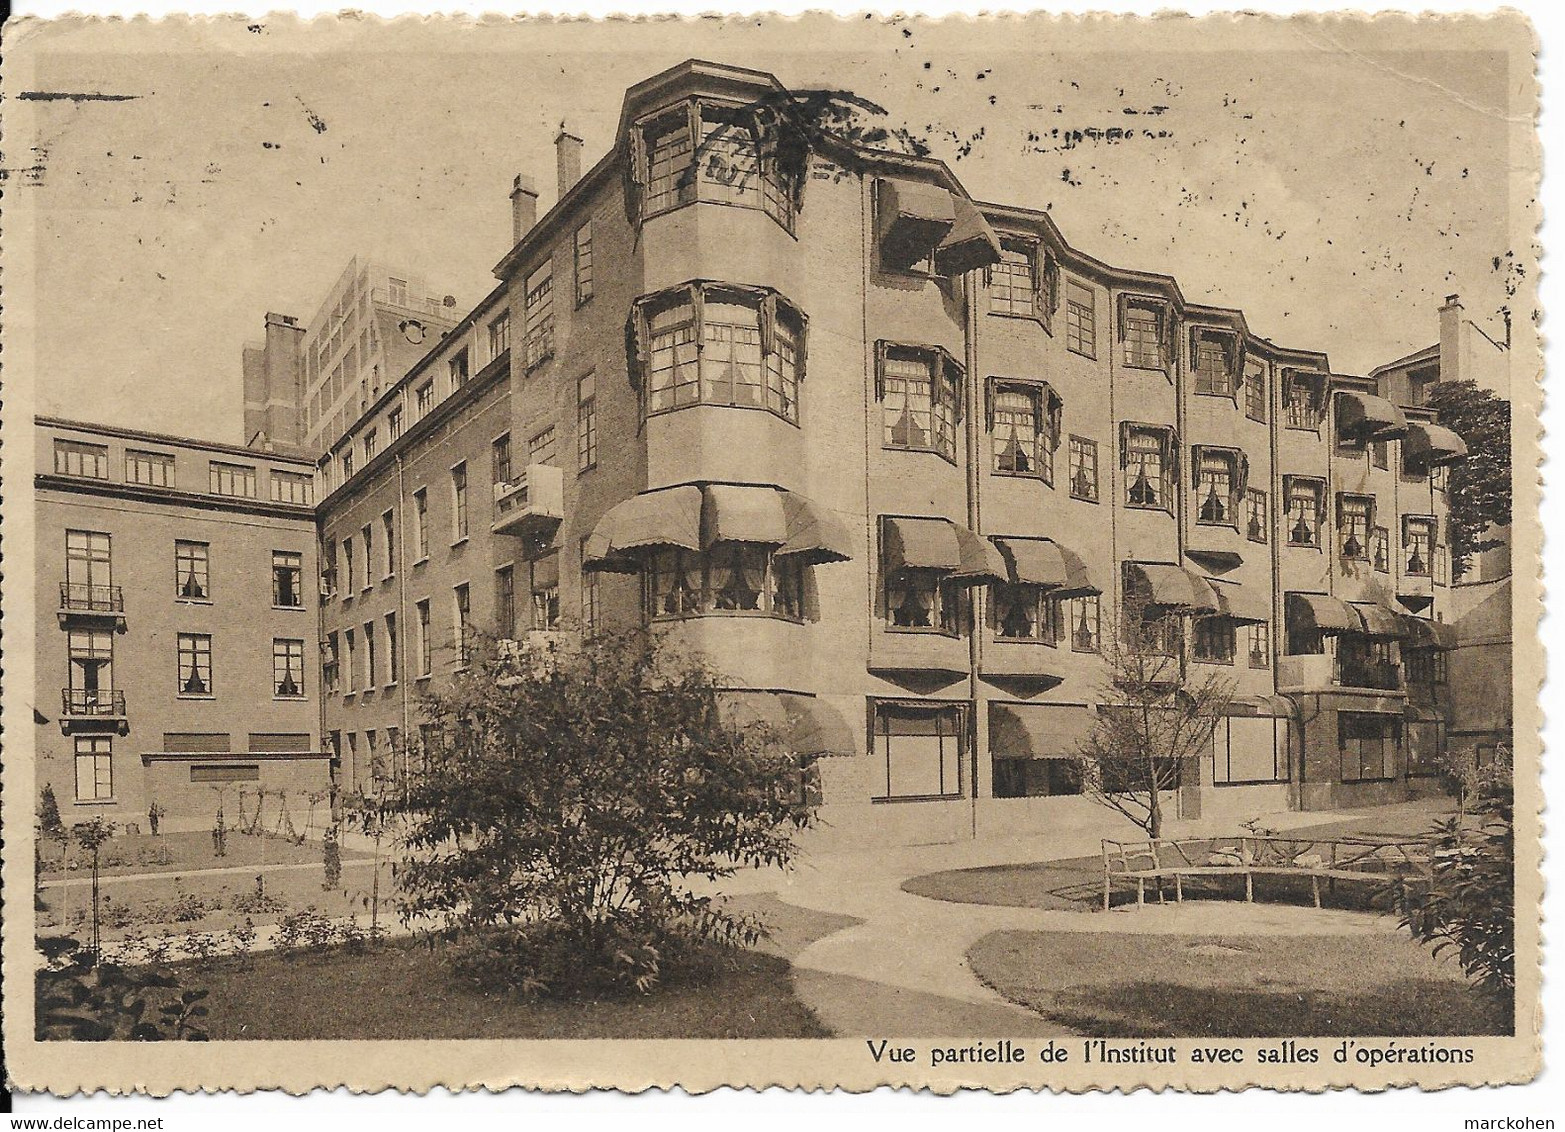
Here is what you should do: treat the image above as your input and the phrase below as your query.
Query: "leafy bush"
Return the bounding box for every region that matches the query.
[322,825,343,890]
[35,936,209,1041]
[273,907,342,955]
[231,875,288,916]
[137,844,174,867]
[39,785,66,843]
[169,889,211,923]
[102,845,133,869]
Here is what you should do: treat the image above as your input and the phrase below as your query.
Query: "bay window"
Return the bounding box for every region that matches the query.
[645,545,804,622]
[1193,617,1236,664]
[632,100,800,232]
[1191,327,1241,397]
[1337,495,1373,561]
[1404,516,1436,576]
[1118,295,1172,371]
[1284,476,1325,548]
[1122,424,1174,510]
[1285,371,1326,430]
[992,583,1062,644]
[989,379,1061,482]
[879,343,963,461]
[1194,447,1241,526]
[886,569,965,635]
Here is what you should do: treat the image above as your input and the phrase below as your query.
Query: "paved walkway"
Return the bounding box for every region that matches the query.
[40,856,381,890]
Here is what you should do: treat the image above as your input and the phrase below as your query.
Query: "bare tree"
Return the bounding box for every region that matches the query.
[1072,589,1235,838]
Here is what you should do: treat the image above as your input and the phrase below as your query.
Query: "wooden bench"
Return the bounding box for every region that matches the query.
[1100,834,1435,912]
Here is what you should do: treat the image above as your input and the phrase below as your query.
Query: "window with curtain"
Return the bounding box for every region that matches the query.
[1069,436,1098,501]
[1338,496,1373,561]
[1070,595,1101,652]
[1196,450,1237,526]
[1193,617,1235,664]
[1404,517,1435,576]
[175,541,210,601]
[989,241,1036,317]
[644,545,803,622]
[177,633,213,696]
[991,583,1061,644]
[273,638,305,698]
[1124,427,1169,509]
[1246,489,1268,543]
[991,386,1049,480]
[1285,478,1324,548]
[1247,622,1270,669]
[882,348,959,460]
[885,569,963,635]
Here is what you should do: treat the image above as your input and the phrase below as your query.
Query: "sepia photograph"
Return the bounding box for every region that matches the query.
[1,8,1540,1098]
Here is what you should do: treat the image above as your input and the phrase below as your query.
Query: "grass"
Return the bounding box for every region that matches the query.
[969,929,1510,1037]
[41,829,369,878]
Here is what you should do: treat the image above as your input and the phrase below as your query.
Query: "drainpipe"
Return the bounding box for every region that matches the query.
[964,270,982,843]
[396,451,411,787]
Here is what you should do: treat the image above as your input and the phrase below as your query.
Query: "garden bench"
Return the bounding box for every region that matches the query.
[1100,833,1434,912]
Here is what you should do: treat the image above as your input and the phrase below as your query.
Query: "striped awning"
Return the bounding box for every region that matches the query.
[701,483,788,547]
[1350,601,1406,638]
[1285,591,1360,634]
[776,491,855,565]
[1400,615,1459,650]
[720,692,857,758]
[1336,390,1409,439]
[935,193,1003,276]
[1125,562,1220,613]
[884,517,1005,584]
[583,485,703,572]
[1403,421,1468,467]
[992,537,1099,596]
[989,703,1098,760]
[1207,579,1269,625]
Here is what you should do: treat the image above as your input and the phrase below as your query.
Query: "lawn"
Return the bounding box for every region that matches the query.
[969,929,1510,1037]
[39,829,369,878]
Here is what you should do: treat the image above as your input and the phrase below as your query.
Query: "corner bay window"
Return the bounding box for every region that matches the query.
[880,344,962,461]
[1121,424,1175,510]
[1193,617,1236,664]
[1285,371,1326,430]
[992,584,1062,643]
[872,702,967,801]
[630,284,806,425]
[646,545,804,621]
[1284,477,1325,548]
[989,379,1061,482]
[632,100,800,232]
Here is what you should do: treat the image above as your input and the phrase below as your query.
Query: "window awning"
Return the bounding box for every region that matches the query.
[776,491,855,565]
[1224,694,1295,719]
[1125,562,1220,613]
[988,702,1098,760]
[1207,579,1269,624]
[1400,615,1458,650]
[583,485,703,572]
[701,483,788,547]
[884,517,1005,584]
[1285,591,1360,634]
[876,178,956,270]
[1350,601,1405,638]
[1336,390,1409,439]
[1403,421,1468,467]
[720,691,856,758]
[992,537,1099,596]
[935,193,1003,276]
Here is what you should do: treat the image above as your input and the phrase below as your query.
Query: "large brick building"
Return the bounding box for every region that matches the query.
[309,59,1471,848]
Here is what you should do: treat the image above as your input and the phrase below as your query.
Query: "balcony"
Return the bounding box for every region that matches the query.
[1275,652,1403,693]
[1337,655,1403,691]
[60,688,128,735]
[57,583,126,631]
[492,464,565,539]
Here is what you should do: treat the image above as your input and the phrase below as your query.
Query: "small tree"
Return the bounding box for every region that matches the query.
[1424,380,1510,579]
[1072,590,1234,838]
[40,784,66,844]
[398,630,815,996]
[72,817,117,963]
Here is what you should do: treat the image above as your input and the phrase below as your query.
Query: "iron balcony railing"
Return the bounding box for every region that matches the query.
[59,582,124,614]
[62,688,127,717]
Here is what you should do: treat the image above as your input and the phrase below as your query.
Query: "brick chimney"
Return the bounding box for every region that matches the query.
[510,174,538,244]
[555,126,584,202]
[1438,293,1469,384]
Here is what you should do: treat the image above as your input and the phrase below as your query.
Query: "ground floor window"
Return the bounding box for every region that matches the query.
[1211,717,1290,785]
[74,736,113,801]
[1339,712,1401,782]
[872,701,967,800]
[1192,617,1236,664]
[992,758,1081,798]
[1405,720,1446,778]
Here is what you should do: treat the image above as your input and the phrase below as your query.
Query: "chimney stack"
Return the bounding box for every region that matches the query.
[1438,293,1467,385]
[510,174,539,244]
[555,125,584,202]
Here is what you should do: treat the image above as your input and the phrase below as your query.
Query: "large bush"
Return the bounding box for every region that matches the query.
[398,631,816,996]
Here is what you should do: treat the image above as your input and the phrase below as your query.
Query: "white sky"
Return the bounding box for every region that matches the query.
[8,16,1530,445]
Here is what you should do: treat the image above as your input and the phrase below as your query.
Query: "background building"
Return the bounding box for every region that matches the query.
[35,418,327,832]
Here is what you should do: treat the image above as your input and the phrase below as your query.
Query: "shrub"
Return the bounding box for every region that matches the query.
[322,825,342,891]
[102,845,132,869]
[169,889,210,923]
[137,844,174,867]
[231,875,287,916]
[39,784,66,843]
[35,936,209,1041]
[273,907,340,955]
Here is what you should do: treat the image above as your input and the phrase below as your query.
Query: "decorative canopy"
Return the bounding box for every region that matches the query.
[1350,600,1406,639]
[1207,579,1269,624]
[1399,614,1459,650]
[1124,562,1220,613]
[991,537,1098,597]
[882,516,1004,585]
[721,691,858,758]
[935,193,1004,276]
[1284,591,1360,635]
[582,486,703,572]
[1336,390,1410,440]
[1402,421,1469,467]
[988,703,1098,760]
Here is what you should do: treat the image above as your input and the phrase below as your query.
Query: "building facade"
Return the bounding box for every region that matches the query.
[309,59,1470,848]
[35,418,328,832]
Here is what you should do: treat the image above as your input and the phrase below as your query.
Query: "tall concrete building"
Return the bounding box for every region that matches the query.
[35,418,327,832]
[312,59,1472,847]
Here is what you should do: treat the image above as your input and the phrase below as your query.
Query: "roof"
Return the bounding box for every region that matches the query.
[36,415,315,465]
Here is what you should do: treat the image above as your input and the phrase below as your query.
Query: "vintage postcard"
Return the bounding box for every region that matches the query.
[1,10,1541,1096]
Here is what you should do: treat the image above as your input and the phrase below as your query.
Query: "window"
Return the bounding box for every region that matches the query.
[528,427,557,468]
[361,524,374,589]
[271,470,313,505]
[531,553,561,630]
[496,565,516,639]
[125,448,175,487]
[1193,617,1236,664]
[524,261,555,370]
[637,103,797,231]
[1404,517,1435,576]
[175,540,210,601]
[991,584,1061,644]
[388,407,404,441]
[271,551,303,608]
[1435,543,1450,586]
[488,314,510,360]
[1246,489,1269,543]
[993,751,1082,798]
[363,428,378,462]
[1284,477,1324,548]
[1065,279,1096,358]
[451,463,468,541]
[342,451,354,480]
[54,439,109,479]
[1247,621,1270,669]
[1244,367,1267,423]
[1123,426,1172,510]
[990,381,1057,483]
[574,221,594,306]
[1405,648,1436,685]
[376,511,393,577]
[872,702,967,800]
[344,629,357,693]
[581,542,601,639]
[492,433,513,487]
[416,380,436,416]
[385,613,398,684]
[343,536,355,593]
[1285,372,1323,430]
[74,736,114,802]
[646,546,804,622]
[577,373,598,471]
[989,240,1036,317]
[1338,495,1373,561]
[321,540,338,598]
[454,585,472,667]
[1431,463,1449,493]
[638,288,804,424]
[67,629,114,709]
[885,567,964,636]
[416,600,432,676]
[644,110,696,216]
[209,462,257,497]
[177,633,214,696]
[1191,328,1238,396]
[1212,717,1290,786]
[1125,603,1180,657]
[273,638,305,698]
[1339,712,1400,782]
[1069,436,1099,502]
[364,621,378,687]
[1119,296,1168,370]
[1373,439,1389,470]
[65,530,113,600]
[388,277,408,305]
[413,489,429,560]
[1195,449,1238,526]
[324,632,340,694]
[1371,526,1391,572]
[881,345,961,461]
[1069,595,1101,652]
